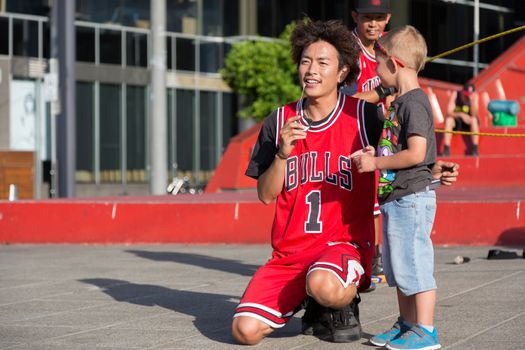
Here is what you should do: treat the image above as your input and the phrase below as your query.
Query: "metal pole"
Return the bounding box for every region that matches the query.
[473,0,480,76]
[52,0,76,197]
[33,21,43,199]
[49,5,58,198]
[149,0,168,194]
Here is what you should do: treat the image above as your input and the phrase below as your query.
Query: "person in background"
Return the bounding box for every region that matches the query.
[442,82,480,156]
[343,0,395,289]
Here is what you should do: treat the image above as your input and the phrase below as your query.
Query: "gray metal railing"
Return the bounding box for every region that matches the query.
[0,12,277,77]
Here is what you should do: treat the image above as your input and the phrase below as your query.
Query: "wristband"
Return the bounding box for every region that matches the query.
[375,85,397,100]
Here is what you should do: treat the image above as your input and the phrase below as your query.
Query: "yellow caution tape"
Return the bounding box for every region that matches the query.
[435,129,525,137]
[427,26,525,63]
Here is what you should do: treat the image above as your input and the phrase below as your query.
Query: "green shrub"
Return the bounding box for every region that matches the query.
[220,22,301,121]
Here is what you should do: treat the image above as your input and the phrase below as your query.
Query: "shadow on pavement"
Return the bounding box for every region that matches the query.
[125,250,260,276]
[79,277,310,344]
[496,227,525,246]
[79,278,238,344]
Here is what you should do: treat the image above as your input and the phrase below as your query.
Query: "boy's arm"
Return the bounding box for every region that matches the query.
[353,90,381,104]
[354,134,427,172]
[374,135,426,170]
[353,85,396,105]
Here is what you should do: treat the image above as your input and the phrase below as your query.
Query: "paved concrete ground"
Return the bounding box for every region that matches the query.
[0,244,524,350]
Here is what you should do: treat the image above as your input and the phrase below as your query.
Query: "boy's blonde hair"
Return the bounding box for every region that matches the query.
[377,25,427,72]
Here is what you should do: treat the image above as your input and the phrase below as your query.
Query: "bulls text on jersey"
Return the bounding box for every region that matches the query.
[285,151,352,192]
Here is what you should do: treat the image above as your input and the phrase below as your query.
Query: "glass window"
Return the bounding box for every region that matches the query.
[126,85,146,182]
[222,92,236,150]
[478,9,517,64]
[99,83,121,183]
[176,89,195,173]
[111,1,148,27]
[76,0,120,23]
[12,19,39,58]
[167,36,173,70]
[76,0,149,28]
[410,0,525,83]
[76,26,95,62]
[76,82,94,183]
[6,0,50,16]
[9,80,37,151]
[167,88,175,175]
[200,41,223,73]
[201,0,239,36]
[257,0,302,37]
[99,29,122,65]
[257,0,273,37]
[167,0,197,34]
[0,17,8,55]
[176,37,195,71]
[199,91,217,174]
[257,0,352,37]
[319,0,352,25]
[222,0,239,36]
[42,21,50,59]
[202,0,221,35]
[126,31,148,67]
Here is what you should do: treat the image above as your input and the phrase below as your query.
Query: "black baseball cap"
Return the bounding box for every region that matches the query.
[463,83,475,92]
[354,0,391,14]
[463,83,475,96]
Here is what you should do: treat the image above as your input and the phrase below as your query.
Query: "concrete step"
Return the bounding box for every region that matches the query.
[436,154,525,187]
[433,185,525,246]
[1,188,523,246]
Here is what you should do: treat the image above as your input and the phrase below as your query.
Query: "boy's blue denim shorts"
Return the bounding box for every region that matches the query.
[380,190,437,296]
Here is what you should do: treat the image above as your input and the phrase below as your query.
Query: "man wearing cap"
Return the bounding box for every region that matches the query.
[442,83,480,156]
[346,0,395,108]
[349,0,394,288]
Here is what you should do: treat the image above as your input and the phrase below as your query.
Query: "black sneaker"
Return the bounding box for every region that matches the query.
[471,144,479,156]
[487,249,519,259]
[442,145,450,156]
[372,254,384,276]
[318,295,362,343]
[362,281,376,293]
[301,297,330,337]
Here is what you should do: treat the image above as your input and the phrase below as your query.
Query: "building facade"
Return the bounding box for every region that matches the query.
[0,0,523,197]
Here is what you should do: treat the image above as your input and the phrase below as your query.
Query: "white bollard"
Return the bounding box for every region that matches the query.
[8,184,18,201]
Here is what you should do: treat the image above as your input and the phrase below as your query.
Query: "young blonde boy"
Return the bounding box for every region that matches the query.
[352,25,441,350]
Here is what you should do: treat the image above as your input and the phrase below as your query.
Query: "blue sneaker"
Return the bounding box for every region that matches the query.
[386,324,441,350]
[370,317,408,346]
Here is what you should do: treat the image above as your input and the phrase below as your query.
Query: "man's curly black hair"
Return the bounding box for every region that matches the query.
[290,19,360,87]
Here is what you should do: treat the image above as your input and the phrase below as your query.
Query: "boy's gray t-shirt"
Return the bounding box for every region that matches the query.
[377,88,436,204]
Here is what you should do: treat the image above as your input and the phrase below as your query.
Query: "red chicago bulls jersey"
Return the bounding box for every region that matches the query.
[268,94,375,256]
[353,29,387,113]
[353,29,381,93]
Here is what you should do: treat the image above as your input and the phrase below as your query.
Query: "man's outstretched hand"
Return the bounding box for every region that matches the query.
[433,160,460,186]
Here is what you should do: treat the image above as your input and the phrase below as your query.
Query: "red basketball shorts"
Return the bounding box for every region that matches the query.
[374,170,381,216]
[234,242,372,328]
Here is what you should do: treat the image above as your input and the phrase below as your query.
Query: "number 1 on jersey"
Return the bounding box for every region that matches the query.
[305,190,322,233]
